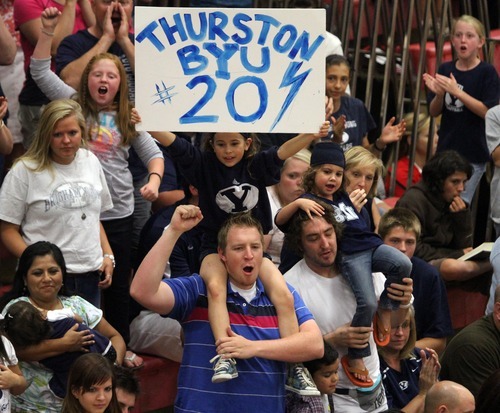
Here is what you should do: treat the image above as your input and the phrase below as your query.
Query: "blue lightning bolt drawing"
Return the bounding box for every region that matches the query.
[270,61,312,131]
[153,81,178,105]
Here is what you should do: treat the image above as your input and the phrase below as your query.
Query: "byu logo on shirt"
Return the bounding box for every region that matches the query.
[332,202,358,223]
[444,83,465,112]
[216,183,259,213]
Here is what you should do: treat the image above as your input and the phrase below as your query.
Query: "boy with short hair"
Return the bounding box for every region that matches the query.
[286,341,340,413]
[379,208,453,354]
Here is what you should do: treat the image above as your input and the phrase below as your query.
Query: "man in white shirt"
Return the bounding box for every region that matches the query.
[284,204,412,412]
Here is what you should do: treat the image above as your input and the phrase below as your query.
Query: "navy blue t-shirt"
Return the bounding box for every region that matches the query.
[302,192,383,254]
[330,95,377,152]
[168,136,282,236]
[380,349,423,409]
[430,60,500,163]
[411,256,453,340]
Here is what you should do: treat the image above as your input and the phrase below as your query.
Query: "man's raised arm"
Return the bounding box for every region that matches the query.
[130,205,203,315]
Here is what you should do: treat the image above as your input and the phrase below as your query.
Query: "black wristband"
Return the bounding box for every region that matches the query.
[374,139,385,152]
[148,172,162,182]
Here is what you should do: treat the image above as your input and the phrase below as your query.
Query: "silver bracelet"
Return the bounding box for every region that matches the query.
[103,254,116,268]
[400,294,414,309]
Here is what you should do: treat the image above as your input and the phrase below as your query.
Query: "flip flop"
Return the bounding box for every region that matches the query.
[373,313,390,347]
[124,350,144,370]
[341,356,374,388]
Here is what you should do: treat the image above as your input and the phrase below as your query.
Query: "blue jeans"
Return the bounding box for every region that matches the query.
[340,244,412,359]
[65,271,101,308]
[461,162,486,205]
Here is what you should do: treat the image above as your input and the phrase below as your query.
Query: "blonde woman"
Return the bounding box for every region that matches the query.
[378,307,440,413]
[0,99,114,307]
[344,146,384,232]
[265,149,311,265]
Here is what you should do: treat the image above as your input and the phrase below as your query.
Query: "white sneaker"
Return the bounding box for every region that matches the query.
[210,355,238,383]
[285,363,320,396]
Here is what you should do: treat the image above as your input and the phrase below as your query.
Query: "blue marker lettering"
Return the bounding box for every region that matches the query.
[159,14,188,45]
[240,46,270,73]
[177,45,208,75]
[273,24,298,54]
[136,21,165,52]
[227,76,267,123]
[288,32,325,60]
[231,13,253,45]
[204,42,239,80]
[208,12,230,42]
[184,12,208,41]
[254,14,280,45]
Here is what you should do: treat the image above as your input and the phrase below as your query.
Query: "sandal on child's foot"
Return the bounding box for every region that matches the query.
[373,313,390,347]
[341,356,374,388]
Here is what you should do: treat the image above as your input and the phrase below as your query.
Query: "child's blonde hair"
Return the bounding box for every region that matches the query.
[344,146,384,198]
[452,14,486,40]
[402,112,431,138]
[78,53,137,146]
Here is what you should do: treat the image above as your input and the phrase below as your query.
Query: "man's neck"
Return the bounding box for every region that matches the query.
[304,260,339,279]
[230,282,257,303]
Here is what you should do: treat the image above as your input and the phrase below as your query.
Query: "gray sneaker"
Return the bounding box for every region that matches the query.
[210,355,238,383]
[285,363,320,396]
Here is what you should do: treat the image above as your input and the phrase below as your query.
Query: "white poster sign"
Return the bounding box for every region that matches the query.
[135,7,325,133]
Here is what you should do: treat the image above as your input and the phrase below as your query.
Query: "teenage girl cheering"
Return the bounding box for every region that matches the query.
[423,15,500,204]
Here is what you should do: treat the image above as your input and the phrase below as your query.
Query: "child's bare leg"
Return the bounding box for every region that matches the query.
[259,258,298,337]
[200,253,230,342]
[260,259,319,395]
[376,307,391,342]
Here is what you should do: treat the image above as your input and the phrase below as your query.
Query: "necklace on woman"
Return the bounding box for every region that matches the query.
[55,161,88,220]
[28,296,63,312]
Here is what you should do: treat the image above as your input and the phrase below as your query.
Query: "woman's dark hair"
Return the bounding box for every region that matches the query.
[303,340,339,376]
[1,301,51,349]
[475,369,500,413]
[326,54,352,76]
[421,150,472,198]
[0,241,70,312]
[62,353,120,413]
